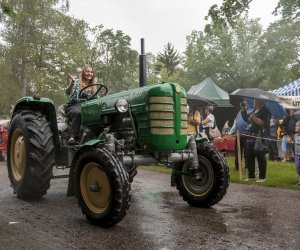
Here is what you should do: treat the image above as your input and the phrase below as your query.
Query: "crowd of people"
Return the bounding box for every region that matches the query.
[187,97,300,187]
[228,101,300,186]
[187,105,217,141]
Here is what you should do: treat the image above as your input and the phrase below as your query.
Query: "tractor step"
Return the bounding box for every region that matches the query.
[52,174,69,179]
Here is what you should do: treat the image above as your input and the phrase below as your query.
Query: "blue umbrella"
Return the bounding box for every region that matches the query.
[244,97,286,119]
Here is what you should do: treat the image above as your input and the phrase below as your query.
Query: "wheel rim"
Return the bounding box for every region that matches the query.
[182,155,214,197]
[10,128,26,181]
[80,162,111,214]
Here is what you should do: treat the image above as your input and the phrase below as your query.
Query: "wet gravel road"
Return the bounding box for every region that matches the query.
[0,161,300,250]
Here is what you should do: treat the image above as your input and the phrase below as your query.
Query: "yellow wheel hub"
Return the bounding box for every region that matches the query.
[10,128,26,181]
[80,162,111,214]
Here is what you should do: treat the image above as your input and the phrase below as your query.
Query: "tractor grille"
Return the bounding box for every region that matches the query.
[149,96,187,135]
[149,96,174,135]
[181,97,188,134]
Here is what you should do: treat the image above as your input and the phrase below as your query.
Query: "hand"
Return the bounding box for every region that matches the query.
[81,90,93,99]
[249,113,253,120]
[68,73,77,82]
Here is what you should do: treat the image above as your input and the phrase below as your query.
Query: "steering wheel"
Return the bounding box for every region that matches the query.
[78,84,108,101]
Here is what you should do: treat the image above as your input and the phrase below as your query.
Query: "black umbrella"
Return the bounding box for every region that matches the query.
[229,88,286,119]
[229,88,280,106]
[187,93,217,109]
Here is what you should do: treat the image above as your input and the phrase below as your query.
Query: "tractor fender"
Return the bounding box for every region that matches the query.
[72,139,103,165]
[67,139,103,197]
[11,96,60,148]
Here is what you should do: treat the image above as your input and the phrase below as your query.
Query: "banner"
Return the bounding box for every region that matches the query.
[278,96,300,109]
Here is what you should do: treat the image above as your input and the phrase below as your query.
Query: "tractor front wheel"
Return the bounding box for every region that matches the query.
[74,148,130,227]
[174,142,229,207]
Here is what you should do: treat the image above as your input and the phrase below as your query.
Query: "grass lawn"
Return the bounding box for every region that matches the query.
[140,156,300,191]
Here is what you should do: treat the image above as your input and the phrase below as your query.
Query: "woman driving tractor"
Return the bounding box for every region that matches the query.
[65,64,97,145]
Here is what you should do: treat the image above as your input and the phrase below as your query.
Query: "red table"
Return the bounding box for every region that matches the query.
[213,136,235,152]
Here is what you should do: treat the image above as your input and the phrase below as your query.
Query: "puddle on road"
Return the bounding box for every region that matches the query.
[130,191,232,248]
[215,204,274,234]
[132,190,282,245]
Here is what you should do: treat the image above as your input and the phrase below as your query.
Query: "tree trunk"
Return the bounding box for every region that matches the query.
[20,0,29,97]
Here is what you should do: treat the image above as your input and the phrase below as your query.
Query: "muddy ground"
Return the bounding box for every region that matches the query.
[0,161,299,249]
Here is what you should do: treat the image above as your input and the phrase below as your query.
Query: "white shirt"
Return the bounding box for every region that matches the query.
[202,113,215,128]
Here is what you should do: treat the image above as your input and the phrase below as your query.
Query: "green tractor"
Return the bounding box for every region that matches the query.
[7,82,229,227]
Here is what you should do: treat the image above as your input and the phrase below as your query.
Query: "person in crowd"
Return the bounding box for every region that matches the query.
[200,107,207,120]
[288,109,298,155]
[281,113,291,162]
[269,115,280,161]
[201,106,216,140]
[222,120,230,135]
[229,100,251,170]
[293,121,300,187]
[242,98,271,183]
[281,109,297,162]
[187,106,201,136]
[65,64,96,144]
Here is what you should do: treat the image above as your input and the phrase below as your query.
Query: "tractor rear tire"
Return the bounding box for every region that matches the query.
[7,111,55,199]
[174,142,229,207]
[74,148,130,227]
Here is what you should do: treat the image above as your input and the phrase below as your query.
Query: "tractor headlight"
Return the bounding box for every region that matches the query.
[115,98,129,113]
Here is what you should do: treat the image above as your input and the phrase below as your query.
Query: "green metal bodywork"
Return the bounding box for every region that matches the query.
[12,96,60,147]
[11,82,188,152]
[81,82,188,151]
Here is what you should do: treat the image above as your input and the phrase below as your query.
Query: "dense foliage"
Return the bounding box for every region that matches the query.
[0,0,299,115]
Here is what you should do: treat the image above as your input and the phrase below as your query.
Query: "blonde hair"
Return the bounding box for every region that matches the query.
[79,64,96,89]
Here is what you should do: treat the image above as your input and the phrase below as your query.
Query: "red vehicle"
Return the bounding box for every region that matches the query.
[0,120,9,161]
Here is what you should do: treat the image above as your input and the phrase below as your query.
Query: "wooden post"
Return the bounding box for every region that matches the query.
[237,130,243,181]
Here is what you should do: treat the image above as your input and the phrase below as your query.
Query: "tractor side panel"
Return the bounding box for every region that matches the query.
[81,83,188,151]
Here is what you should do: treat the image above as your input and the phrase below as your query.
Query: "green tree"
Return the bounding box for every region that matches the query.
[207,0,300,22]
[203,0,300,91]
[0,0,14,17]
[257,19,300,88]
[185,17,265,91]
[156,42,181,77]
[89,27,138,92]
[184,30,214,88]
[0,45,19,115]
[205,0,251,31]
[145,52,160,84]
[1,0,71,97]
[159,66,185,85]
[0,0,93,108]
[274,0,300,19]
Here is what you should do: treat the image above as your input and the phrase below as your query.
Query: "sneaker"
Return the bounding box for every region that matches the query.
[281,159,286,163]
[296,183,300,187]
[68,137,79,145]
[256,179,265,183]
[244,178,255,182]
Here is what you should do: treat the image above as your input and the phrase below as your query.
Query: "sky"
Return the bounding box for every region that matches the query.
[68,0,279,54]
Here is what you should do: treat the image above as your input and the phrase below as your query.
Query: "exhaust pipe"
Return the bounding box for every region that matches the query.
[139,38,146,87]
